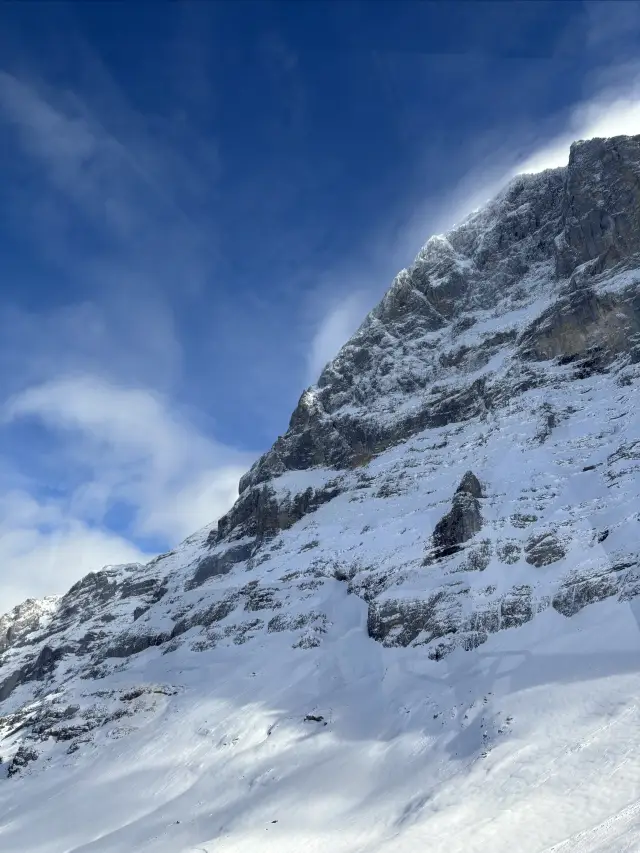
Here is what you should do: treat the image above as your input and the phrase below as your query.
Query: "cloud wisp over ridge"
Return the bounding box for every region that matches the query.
[515,65,640,174]
[305,55,640,382]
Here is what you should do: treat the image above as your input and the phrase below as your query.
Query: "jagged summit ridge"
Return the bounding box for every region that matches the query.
[233,136,640,509]
[238,163,567,493]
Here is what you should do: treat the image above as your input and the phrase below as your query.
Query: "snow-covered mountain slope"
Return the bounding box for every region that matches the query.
[2,134,640,852]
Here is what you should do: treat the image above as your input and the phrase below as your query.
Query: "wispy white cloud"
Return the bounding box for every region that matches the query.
[0,67,215,237]
[0,63,219,318]
[515,66,640,174]
[0,70,143,240]
[0,488,147,613]
[306,293,369,383]
[0,375,253,611]
[0,298,183,399]
[0,62,238,612]
[4,375,252,542]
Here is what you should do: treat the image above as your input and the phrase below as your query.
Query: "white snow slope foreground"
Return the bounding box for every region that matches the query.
[3,594,640,853]
[2,135,640,852]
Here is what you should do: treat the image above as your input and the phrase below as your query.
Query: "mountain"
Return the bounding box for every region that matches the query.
[1,134,640,853]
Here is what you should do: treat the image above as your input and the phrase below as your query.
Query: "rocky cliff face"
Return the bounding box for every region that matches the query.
[238,135,640,496]
[2,135,640,783]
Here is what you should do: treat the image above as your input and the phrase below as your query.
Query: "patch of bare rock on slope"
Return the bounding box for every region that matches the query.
[2,134,640,774]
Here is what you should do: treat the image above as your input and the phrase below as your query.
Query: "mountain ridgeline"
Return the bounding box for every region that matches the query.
[1,134,640,798]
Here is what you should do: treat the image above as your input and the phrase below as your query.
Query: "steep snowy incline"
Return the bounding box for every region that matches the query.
[0,591,639,853]
[1,134,640,852]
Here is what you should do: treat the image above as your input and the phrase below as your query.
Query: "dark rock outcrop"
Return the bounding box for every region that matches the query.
[519,285,640,366]
[7,745,39,777]
[0,598,58,655]
[430,472,483,560]
[188,542,254,590]
[0,644,69,703]
[59,571,119,620]
[456,471,483,499]
[104,631,169,660]
[524,531,566,568]
[367,588,464,650]
[552,561,638,617]
[213,481,343,545]
[555,135,640,278]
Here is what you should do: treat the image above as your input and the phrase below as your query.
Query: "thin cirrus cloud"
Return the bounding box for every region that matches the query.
[0,65,218,304]
[0,67,248,612]
[0,69,148,242]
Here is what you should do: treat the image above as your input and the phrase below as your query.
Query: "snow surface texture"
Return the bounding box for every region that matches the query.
[2,134,640,852]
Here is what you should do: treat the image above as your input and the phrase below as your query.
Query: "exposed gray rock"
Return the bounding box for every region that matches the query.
[267,611,326,635]
[519,284,640,366]
[552,562,636,616]
[242,582,282,612]
[370,584,539,657]
[535,403,558,443]
[171,596,240,637]
[456,471,483,499]
[59,571,119,621]
[0,670,22,703]
[30,645,62,680]
[104,631,170,659]
[188,542,254,590]
[0,598,59,655]
[120,577,168,603]
[555,135,640,278]
[367,587,465,648]
[498,587,535,629]
[214,481,343,544]
[524,531,567,568]
[430,471,484,560]
[7,745,39,777]
[461,539,492,572]
[0,644,71,703]
[496,539,522,564]
[511,512,538,528]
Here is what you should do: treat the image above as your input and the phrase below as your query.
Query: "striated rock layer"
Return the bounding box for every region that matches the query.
[2,135,640,786]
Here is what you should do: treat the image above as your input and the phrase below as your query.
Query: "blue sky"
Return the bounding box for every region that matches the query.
[1,0,640,609]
